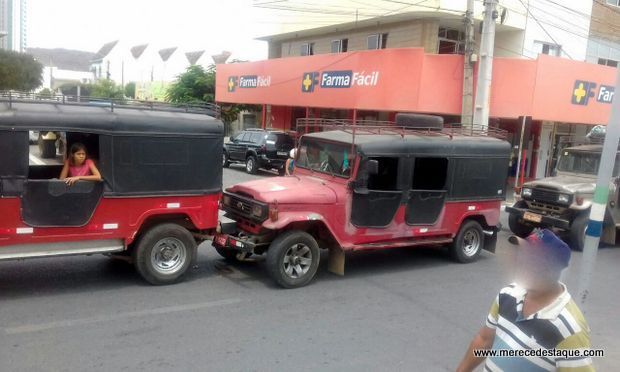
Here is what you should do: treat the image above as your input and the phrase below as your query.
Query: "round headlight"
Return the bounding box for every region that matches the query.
[252,205,263,217]
[522,188,532,197]
[558,194,571,204]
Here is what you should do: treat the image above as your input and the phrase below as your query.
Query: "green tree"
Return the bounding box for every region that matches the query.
[124,81,136,99]
[0,49,43,91]
[91,79,124,99]
[166,64,215,104]
[38,88,54,98]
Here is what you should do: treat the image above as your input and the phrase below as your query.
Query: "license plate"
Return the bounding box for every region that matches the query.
[277,151,288,156]
[523,212,542,223]
[215,234,227,246]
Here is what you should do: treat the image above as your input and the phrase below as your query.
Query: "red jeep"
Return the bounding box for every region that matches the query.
[0,99,223,285]
[213,115,511,288]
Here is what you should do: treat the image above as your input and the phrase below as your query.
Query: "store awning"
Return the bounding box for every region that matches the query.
[216,48,616,125]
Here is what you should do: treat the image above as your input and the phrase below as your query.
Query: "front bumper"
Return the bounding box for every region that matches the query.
[505,206,571,230]
[213,232,256,253]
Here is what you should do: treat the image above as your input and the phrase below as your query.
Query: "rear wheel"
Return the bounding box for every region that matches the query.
[569,212,589,252]
[508,201,535,238]
[266,231,320,288]
[246,155,258,174]
[450,220,484,263]
[133,223,196,285]
[223,151,230,168]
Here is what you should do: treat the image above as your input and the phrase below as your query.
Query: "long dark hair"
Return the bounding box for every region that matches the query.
[68,142,87,165]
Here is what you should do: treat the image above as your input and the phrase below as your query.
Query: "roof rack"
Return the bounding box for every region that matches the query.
[0,90,220,117]
[295,118,508,142]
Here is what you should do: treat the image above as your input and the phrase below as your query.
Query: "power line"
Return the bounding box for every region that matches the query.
[517,0,573,60]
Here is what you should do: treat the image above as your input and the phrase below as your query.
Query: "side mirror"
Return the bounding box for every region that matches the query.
[366,160,379,176]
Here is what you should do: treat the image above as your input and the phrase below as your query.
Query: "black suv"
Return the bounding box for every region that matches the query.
[223,129,295,174]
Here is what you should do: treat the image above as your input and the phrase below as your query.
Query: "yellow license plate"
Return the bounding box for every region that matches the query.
[523,212,542,223]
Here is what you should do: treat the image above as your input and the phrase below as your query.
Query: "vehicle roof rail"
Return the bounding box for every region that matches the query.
[294,118,508,144]
[0,90,220,118]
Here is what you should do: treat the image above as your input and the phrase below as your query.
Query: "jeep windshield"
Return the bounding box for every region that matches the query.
[557,150,620,176]
[296,139,353,178]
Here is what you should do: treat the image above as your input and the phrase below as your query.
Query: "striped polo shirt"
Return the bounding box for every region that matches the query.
[484,283,594,371]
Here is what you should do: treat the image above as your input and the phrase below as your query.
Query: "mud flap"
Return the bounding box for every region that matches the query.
[483,228,498,254]
[328,246,345,276]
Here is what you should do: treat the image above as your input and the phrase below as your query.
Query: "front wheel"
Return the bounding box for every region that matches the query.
[266,230,320,288]
[246,155,258,174]
[223,151,230,168]
[450,220,484,263]
[508,201,534,237]
[133,223,196,285]
[569,212,589,252]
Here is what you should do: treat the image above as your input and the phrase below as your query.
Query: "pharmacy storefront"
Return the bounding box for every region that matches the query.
[216,48,616,179]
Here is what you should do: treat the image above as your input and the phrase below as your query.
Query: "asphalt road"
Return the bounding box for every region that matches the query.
[0,167,617,371]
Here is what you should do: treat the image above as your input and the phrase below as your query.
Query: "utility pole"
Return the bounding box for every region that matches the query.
[576,67,620,311]
[473,0,498,129]
[461,0,475,127]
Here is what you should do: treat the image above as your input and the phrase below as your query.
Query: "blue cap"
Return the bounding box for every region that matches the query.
[509,229,571,269]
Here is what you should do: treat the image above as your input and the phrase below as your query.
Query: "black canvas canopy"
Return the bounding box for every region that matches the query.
[0,102,224,200]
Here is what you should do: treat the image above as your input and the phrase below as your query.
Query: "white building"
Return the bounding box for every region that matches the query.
[28,47,95,91]
[0,0,26,52]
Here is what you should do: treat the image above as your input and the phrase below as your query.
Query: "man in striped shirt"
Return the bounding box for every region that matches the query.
[456,229,594,372]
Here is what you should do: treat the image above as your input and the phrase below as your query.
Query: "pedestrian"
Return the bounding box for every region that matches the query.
[285,148,297,176]
[456,229,594,372]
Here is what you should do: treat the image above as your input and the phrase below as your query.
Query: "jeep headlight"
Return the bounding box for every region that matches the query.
[558,194,571,204]
[522,188,532,197]
[252,204,264,218]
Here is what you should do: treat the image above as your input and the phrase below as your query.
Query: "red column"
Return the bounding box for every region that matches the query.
[261,104,267,129]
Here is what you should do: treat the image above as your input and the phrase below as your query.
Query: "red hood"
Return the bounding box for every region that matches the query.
[226,175,339,204]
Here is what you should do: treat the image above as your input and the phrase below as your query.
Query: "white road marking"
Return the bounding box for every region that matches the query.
[4,298,242,335]
[28,153,45,166]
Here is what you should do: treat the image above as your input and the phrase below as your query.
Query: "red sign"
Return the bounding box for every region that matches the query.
[217,49,617,125]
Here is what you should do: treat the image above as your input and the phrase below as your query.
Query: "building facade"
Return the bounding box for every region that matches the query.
[0,0,26,52]
[587,0,620,67]
[244,0,605,180]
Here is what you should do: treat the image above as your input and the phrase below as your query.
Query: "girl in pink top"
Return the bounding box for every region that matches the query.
[59,143,102,186]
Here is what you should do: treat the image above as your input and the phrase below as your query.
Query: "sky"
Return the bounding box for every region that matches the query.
[26,0,409,61]
[27,0,283,61]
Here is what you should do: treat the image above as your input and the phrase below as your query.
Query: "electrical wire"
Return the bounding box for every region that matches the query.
[516,0,573,59]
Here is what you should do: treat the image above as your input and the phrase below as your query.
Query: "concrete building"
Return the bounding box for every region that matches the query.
[218,0,615,180]
[0,0,26,52]
[257,0,592,62]
[587,0,620,67]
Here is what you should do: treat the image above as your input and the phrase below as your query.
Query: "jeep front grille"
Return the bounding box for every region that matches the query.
[530,188,560,204]
[526,201,566,216]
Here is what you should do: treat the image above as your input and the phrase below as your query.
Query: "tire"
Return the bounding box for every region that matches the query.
[214,244,243,262]
[450,220,484,263]
[133,223,196,285]
[569,212,589,252]
[223,151,230,168]
[266,230,320,288]
[246,155,258,174]
[278,166,286,176]
[508,201,535,238]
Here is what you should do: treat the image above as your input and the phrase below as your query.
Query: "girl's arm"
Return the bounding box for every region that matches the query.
[82,159,102,181]
[59,160,69,180]
[64,160,102,185]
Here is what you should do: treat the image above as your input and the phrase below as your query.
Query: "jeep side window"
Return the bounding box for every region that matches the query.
[250,133,262,144]
[368,157,399,191]
[412,158,448,190]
